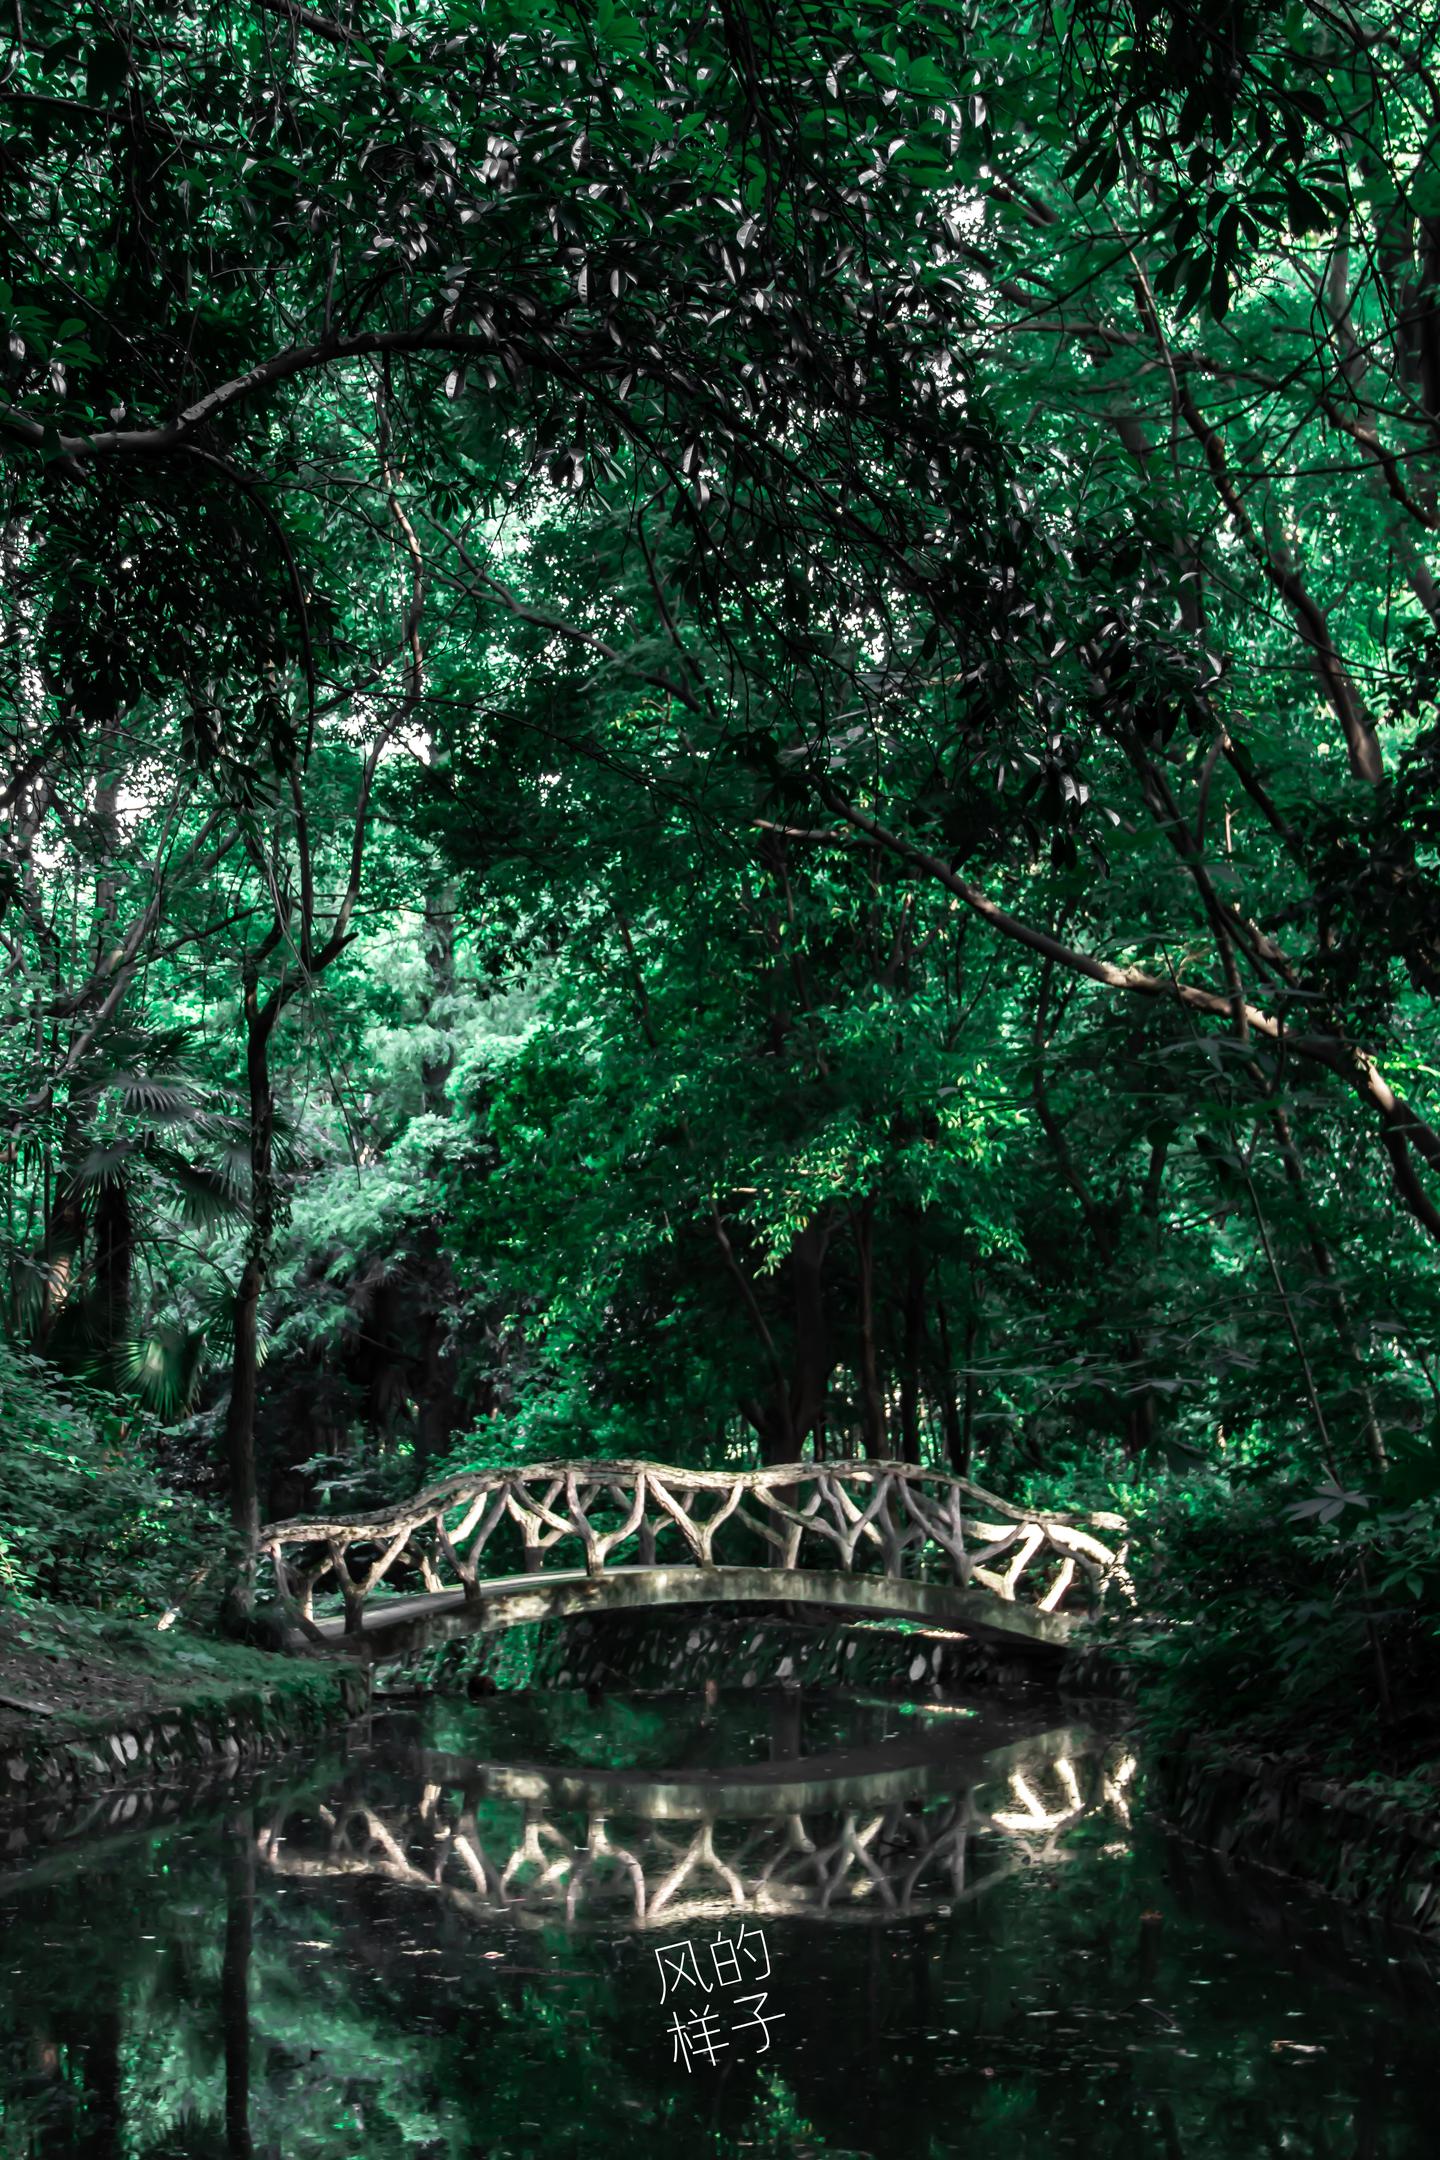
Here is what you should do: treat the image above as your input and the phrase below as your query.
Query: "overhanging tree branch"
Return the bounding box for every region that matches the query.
[1173,382,1383,784]
[814,779,1440,1242]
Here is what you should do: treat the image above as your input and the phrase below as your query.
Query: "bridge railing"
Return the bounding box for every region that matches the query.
[261,1458,1131,1642]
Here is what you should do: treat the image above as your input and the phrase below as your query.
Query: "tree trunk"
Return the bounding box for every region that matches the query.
[1124,1332,1157,1459]
[740,1385,797,1467]
[414,875,459,1476]
[37,1151,84,1345]
[961,1303,977,1476]
[851,1195,886,1457]
[93,718,124,954]
[935,1291,974,1477]
[92,1173,133,1385]
[1269,1105,1388,1476]
[414,1300,457,1487]
[226,1250,264,1609]
[787,1215,832,1457]
[223,979,279,1620]
[714,1200,795,1462]
[421,877,456,1114]
[897,1233,926,1465]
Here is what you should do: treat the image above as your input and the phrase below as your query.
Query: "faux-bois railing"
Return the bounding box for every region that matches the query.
[261,1458,1131,1644]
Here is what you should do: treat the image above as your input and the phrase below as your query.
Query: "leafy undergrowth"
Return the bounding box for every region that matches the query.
[1036,1469,1440,1793]
[0,1343,316,1749]
[0,1601,320,1747]
[0,1341,217,1614]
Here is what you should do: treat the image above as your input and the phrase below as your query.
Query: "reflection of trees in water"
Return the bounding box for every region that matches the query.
[4,1726,1437,2160]
[223,1809,255,2160]
[257,1740,1138,1929]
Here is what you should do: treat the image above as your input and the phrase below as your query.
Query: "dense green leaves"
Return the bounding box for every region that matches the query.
[3,0,1440,1753]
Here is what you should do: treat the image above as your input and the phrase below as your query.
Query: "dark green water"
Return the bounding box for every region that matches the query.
[1,1687,1437,2158]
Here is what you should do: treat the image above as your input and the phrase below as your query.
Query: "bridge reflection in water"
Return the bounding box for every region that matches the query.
[256,1723,1137,1931]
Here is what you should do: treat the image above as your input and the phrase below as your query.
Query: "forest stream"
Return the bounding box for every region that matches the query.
[11,0,1440,2152]
[1,1685,1437,2160]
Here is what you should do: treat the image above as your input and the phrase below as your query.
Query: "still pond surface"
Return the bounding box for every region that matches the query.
[0,1686,1436,2158]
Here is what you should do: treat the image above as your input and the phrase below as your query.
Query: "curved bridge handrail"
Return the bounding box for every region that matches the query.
[259,1457,1132,1644]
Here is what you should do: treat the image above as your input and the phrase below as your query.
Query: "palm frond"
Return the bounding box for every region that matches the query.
[74,1142,135,1187]
[146,1148,246,1227]
[120,1324,208,1418]
[91,1074,199,1118]
[190,1276,276,1366]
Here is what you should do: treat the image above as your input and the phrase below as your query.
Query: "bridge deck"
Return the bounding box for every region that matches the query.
[299,1562,1073,1663]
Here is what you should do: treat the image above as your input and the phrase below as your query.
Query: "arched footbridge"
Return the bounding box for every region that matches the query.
[261,1459,1131,1663]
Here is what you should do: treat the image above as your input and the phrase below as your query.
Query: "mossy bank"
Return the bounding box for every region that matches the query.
[0,1602,369,1846]
[1153,1737,1440,1944]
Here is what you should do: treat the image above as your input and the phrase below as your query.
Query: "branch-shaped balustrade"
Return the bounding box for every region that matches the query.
[261,1459,1131,1645]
